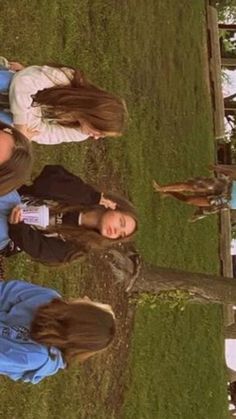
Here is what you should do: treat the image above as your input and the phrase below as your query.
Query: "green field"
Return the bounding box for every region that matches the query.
[0,1,229,418]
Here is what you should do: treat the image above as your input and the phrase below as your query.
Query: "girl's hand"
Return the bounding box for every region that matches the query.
[9,61,25,71]
[9,206,23,224]
[14,124,39,140]
[99,193,117,210]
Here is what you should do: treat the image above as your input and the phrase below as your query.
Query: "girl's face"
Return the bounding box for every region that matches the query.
[79,120,119,140]
[99,210,136,239]
[0,130,14,164]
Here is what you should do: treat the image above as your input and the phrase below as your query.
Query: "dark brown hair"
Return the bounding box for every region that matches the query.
[44,192,139,264]
[32,66,128,135]
[30,298,116,364]
[0,122,33,195]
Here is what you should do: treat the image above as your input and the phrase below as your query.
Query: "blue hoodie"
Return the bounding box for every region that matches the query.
[0,279,66,384]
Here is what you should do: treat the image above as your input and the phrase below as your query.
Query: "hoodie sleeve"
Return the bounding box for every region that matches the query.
[31,122,89,145]
[20,346,66,384]
[18,165,101,206]
[8,223,79,264]
[0,279,60,314]
[0,335,65,384]
[9,66,46,125]
[9,65,72,125]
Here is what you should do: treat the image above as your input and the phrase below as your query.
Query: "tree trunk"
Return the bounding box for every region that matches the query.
[131,264,236,304]
[105,247,236,304]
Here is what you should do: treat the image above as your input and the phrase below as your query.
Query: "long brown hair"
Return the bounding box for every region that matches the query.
[0,122,33,195]
[44,192,139,264]
[32,66,128,135]
[30,298,116,364]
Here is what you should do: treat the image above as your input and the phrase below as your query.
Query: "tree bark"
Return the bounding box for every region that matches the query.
[105,247,236,304]
[131,264,236,304]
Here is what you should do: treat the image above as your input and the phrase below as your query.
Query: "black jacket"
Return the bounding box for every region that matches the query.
[8,165,101,264]
[18,165,101,205]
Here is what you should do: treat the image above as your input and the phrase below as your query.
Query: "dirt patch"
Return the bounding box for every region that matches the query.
[79,253,136,418]
[74,137,138,417]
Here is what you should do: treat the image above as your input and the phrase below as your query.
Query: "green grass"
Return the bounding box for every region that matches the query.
[0,0,229,418]
[123,299,228,419]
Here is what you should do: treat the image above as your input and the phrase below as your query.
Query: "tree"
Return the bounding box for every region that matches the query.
[106,248,236,304]
[131,264,236,303]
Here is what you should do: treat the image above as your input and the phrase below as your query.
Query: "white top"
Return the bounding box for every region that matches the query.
[9,66,89,144]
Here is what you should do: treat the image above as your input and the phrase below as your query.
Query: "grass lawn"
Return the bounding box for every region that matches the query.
[0,0,229,418]
[123,301,226,419]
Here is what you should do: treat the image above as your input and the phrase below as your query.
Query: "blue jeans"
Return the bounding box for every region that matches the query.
[0,70,13,124]
[0,110,12,124]
[230,181,236,209]
[0,70,13,92]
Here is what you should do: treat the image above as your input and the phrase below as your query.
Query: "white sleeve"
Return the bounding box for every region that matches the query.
[31,122,89,144]
[9,71,38,125]
[9,65,88,144]
[9,66,73,126]
[41,66,74,85]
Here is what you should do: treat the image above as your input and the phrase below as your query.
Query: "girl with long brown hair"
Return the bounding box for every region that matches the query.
[1,58,128,144]
[4,165,138,264]
[0,279,115,384]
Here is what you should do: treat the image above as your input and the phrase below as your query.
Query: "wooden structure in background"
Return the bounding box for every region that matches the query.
[219,24,236,30]
[206,2,234,325]
[222,57,236,67]
[207,3,225,139]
